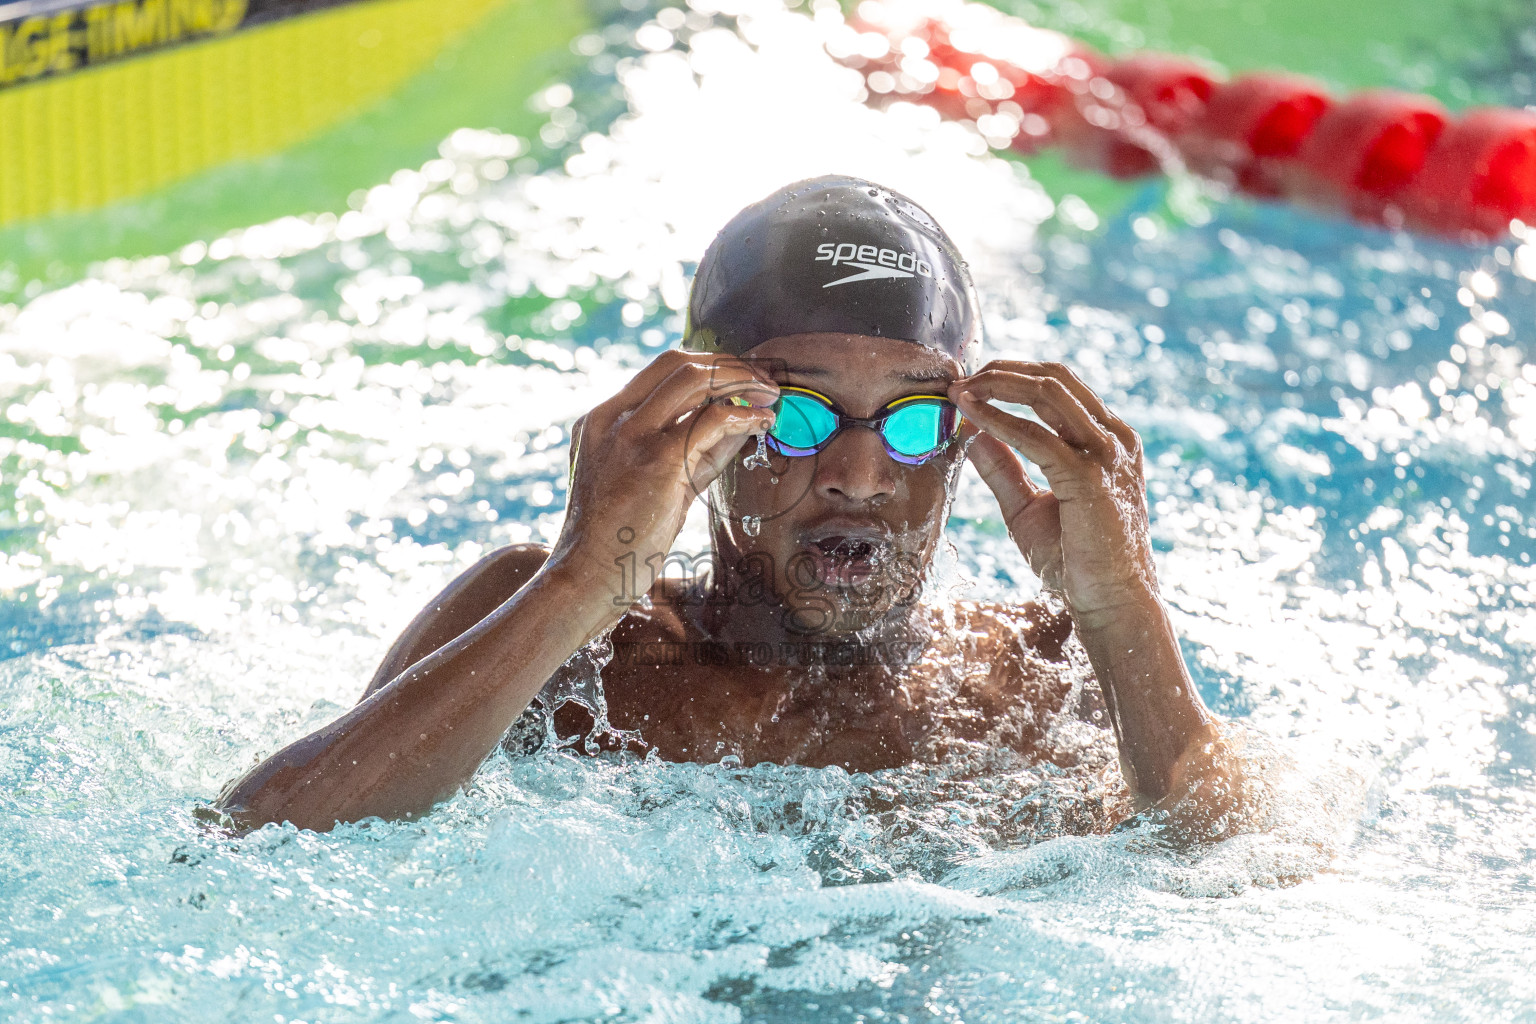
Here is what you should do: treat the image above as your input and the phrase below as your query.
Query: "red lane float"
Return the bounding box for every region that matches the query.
[1289,91,1447,226]
[1044,53,1216,179]
[1404,109,1536,238]
[1177,74,1331,196]
[835,0,1536,241]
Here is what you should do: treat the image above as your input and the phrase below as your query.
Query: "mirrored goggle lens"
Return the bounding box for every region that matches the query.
[883,402,952,457]
[769,392,838,452]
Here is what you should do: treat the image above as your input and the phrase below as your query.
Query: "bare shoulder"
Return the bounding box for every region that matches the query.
[947,597,1075,664]
[407,541,553,628]
[362,542,553,699]
[472,541,551,584]
[413,541,552,607]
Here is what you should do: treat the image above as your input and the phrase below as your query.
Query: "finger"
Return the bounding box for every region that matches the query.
[1022,362,1140,453]
[966,431,1042,514]
[604,352,775,426]
[953,388,1080,473]
[582,352,694,438]
[681,403,776,488]
[959,370,1108,452]
[625,349,748,398]
[967,432,1065,585]
[631,361,778,435]
[608,349,704,408]
[954,371,1112,454]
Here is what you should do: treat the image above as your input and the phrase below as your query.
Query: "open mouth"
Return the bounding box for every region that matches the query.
[801,528,893,588]
[814,536,881,563]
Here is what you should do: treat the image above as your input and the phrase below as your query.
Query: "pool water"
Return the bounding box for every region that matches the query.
[3,0,1536,1020]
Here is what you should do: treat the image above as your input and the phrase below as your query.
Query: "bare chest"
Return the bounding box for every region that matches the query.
[598,641,1048,771]
[562,596,1085,771]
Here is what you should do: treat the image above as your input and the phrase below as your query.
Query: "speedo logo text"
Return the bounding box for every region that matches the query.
[814,242,934,287]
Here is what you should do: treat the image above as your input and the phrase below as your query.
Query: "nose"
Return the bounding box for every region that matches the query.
[813,425,897,504]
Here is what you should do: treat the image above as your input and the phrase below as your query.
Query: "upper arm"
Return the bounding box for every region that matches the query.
[360,543,551,700]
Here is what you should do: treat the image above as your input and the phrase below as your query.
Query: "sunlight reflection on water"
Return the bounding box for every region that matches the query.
[2,0,1535,1020]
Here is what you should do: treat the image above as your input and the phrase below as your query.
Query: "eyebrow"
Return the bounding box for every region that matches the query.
[897,367,958,385]
[777,364,956,386]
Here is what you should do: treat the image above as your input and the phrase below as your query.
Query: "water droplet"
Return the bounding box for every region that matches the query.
[741,514,761,537]
[769,475,779,485]
[742,433,771,470]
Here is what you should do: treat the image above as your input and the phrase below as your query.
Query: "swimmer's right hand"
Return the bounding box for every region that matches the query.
[550,351,777,599]
[209,350,776,832]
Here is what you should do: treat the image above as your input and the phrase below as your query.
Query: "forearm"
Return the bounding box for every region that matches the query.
[1073,589,1221,805]
[216,561,616,831]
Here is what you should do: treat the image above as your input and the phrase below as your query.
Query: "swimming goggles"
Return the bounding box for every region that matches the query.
[755,385,961,465]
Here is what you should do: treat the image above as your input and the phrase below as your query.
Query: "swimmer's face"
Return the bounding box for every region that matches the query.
[709,333,966,636]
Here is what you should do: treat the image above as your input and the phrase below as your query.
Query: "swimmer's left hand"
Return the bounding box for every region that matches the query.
[949,361,1157,631]
[951,361,1238,827]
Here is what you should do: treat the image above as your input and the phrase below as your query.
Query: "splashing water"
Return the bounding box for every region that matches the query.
[742,431,772,470]
[2,0,1536,1020]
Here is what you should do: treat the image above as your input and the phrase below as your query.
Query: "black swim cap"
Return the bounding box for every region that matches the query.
[682,175,982,371]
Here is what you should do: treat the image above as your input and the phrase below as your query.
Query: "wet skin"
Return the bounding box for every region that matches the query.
[216,334,1245,835]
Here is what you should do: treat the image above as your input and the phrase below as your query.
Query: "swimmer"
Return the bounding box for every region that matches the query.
[216,176,1258,836]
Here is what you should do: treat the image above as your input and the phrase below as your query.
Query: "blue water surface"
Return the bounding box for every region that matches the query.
[2,0,1535,1020]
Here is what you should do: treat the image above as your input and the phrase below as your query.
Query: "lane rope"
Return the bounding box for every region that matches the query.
[831,0,1536,241]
